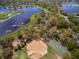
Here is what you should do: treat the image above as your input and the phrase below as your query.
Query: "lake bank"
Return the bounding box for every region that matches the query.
[0,7,42,39]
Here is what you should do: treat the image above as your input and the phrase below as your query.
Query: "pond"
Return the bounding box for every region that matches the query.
[62,2,79,14]
[0,6,43,36]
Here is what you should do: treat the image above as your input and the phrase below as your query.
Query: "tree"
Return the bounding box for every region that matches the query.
[71,25,79,32]
[2,47,13,59]
[71,49,79,59]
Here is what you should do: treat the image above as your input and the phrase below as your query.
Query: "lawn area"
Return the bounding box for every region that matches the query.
[0,10,23,20]
[41,45,56,59]
[14,48,31,59]
[0,12,9,20]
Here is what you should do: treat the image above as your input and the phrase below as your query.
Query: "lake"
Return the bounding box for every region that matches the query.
[0,6,43,36]
[62,2,79,14]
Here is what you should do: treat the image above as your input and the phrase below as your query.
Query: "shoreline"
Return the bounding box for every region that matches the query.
[0,5,48,23]
[0,13,21,23]
[0,7,43,40]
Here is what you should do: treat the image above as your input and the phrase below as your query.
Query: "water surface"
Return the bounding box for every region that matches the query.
[0,6,43,36]
[63,2,79,14]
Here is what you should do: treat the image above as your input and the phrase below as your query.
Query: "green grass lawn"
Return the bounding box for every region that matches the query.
[41,45,56,59]
[14,48,31,59]
[0,12,9,20]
